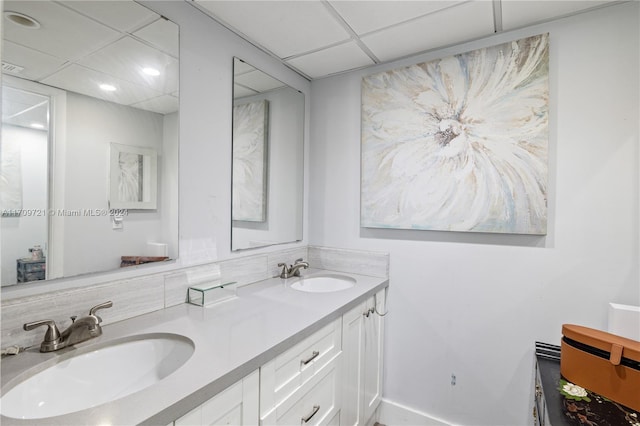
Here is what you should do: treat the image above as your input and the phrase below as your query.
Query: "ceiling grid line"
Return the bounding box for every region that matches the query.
[353,0,474,39]
[190,0,621,79]
[320,0,380,64]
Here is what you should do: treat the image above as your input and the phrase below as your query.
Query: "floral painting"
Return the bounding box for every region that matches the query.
[232,99,269,222]
[361,34,549,234]
[109,143,157,210]
[118,152,144,202]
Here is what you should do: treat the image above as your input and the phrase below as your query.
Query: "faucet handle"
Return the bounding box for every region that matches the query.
[294,258,304,264]
[277,263,290,278]
[23,319,61,343]
[89,301,113,323]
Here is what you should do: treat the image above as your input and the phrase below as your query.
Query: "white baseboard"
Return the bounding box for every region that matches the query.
[377,398,452,426]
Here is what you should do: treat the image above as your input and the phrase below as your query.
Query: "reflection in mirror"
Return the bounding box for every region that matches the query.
[232,58,304,251]
[1,1,179,287]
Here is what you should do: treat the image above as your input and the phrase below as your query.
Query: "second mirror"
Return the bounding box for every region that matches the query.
[231,58,304,251]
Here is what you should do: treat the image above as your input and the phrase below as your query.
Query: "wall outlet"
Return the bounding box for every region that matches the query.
[112,216,123,230]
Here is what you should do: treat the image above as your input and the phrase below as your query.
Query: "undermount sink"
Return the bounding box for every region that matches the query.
[1,333,194,420]
[290,274,356,293]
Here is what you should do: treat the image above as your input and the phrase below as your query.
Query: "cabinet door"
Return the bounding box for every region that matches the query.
[362,290,385,424]
[340,301,366,426]
[174,370,259,426]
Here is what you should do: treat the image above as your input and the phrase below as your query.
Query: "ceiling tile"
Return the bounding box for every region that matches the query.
[501,0,615,30]
[3,1,120,61]
[234,84,259,99]
[41,64,163,106]
[131,94,179,115]
[78,36,178,95]
[234,69,285,93]
[361,0,495,62]
[194,0,351,58]
[2,40,67,81]
[134,18,180,58]
[287,41,375,78]
[234,60,257,76]
[60,0,158,32]
[328,0,466,35]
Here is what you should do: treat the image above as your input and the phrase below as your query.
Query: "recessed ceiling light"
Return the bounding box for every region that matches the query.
[4,11,41,29]
[142,67,160,77]
[99,84,117,92]
[30,123,45,129]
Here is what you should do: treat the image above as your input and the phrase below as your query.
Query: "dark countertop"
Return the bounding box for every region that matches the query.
[535,342,639,426]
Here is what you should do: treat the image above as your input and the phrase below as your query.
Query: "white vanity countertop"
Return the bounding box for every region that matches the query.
[0,269,388,425]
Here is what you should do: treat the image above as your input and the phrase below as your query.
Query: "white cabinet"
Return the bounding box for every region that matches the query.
[174,370,259,426]
[172,289,386,426]
[341,290,385,426]
[262,355,341,425]
[260,318,342,426]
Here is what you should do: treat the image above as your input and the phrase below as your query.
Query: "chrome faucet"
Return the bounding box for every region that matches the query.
[23,301,113,352]
[278,258,309,279]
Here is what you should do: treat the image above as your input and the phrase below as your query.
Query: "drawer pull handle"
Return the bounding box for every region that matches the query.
[301,350,320,366]
[302,405,320,423]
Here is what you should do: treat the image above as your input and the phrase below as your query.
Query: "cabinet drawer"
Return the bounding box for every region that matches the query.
[263,355,341,426]
[260,319,341,416]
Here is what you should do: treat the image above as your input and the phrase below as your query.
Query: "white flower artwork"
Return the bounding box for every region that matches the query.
[118,152,144,203]
[109,143,157,210]
[361,34,549,234]
[232,100,269,222]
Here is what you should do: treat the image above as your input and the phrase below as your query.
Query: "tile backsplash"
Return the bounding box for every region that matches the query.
[308,246,389,278]
[1,246,388,349]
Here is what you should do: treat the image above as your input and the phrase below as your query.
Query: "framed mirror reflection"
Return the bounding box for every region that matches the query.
[232,58,304,251]
[0,0,179,287]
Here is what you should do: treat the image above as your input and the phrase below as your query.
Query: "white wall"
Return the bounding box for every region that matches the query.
[308,3,639,425]
[1,126,48,284]
[62,92,170,276]
[161,111,179,259]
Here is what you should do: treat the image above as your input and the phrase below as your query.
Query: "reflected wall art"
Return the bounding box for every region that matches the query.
[232,99,269,222]
[361,34,549,234]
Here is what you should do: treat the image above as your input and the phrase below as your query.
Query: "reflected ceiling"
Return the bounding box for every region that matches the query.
[2,0,178,115]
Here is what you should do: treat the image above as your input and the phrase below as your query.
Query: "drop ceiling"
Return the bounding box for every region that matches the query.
[2,0,179,129]
[1,0,622,127]
[192,0,621,80]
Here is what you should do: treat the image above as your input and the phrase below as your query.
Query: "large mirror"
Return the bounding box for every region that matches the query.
[1,0,179,287]
[232,58,304,251]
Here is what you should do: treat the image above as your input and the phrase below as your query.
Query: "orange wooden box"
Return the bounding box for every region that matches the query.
[561,324,640,411]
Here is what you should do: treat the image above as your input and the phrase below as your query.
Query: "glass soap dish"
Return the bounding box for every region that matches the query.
[188,281,237,307]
